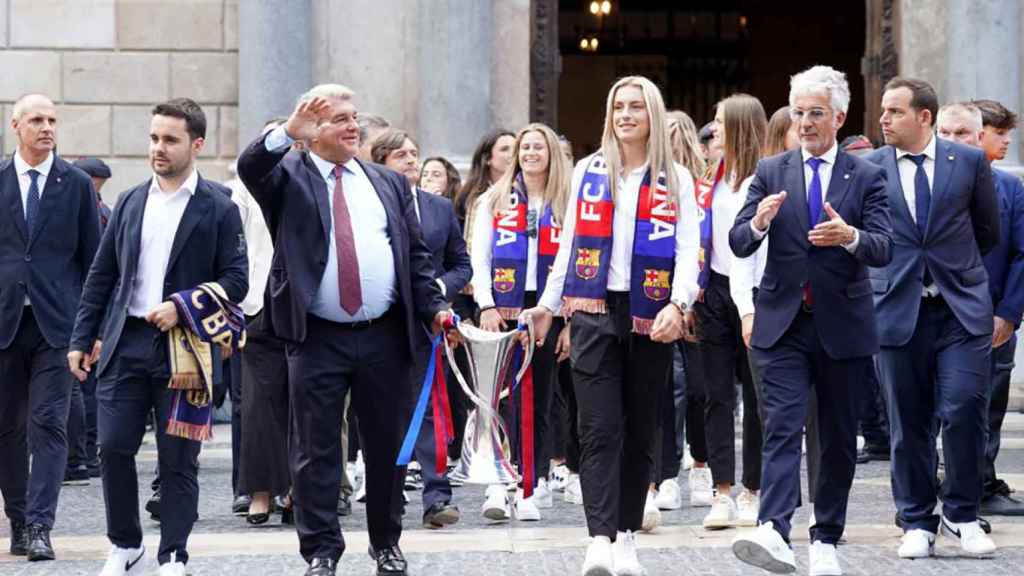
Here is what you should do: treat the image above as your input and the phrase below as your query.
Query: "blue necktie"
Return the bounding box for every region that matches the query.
[806,157,824,229]
[26,169,41,238]
[907,154,932,285]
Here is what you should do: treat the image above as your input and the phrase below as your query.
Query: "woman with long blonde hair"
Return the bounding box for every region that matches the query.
[522,76,701,576]
[470,122,571,523]
[668,110,706,180]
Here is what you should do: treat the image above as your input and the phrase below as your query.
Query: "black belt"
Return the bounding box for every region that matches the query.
[313,306,397,330]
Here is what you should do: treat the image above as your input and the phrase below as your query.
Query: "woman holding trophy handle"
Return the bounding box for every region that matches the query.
[521,76,700,576]
[470,122,572,522]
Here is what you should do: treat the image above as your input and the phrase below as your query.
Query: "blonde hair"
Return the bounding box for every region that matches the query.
[718,94,767,188]
[600,76,679,201]
[486,123,571,226]
[667,110,706,182]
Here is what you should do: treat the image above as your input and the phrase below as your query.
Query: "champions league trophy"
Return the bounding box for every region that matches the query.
[444,318,535,485]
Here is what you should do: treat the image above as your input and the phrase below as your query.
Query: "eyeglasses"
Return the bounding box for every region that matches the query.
[789,108,831,122]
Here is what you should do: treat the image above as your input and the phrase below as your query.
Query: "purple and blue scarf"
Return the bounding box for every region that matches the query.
[694,161,725,289]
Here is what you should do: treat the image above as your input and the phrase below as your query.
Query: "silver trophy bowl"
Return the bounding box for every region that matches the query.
[445,319,534,485]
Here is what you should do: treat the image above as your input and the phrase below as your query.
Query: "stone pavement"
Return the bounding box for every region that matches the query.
[2,413,1024,575]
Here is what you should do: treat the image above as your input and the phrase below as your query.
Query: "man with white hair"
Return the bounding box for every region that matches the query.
[238,84,453,576]
[729,65,892,575]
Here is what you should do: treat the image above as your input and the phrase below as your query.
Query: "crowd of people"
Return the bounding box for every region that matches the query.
[1,61,1022,576]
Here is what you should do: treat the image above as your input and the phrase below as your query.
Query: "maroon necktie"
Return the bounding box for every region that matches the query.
[332,165,362,314]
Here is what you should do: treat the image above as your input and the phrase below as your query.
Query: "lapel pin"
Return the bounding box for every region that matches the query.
[948,155,955,161]
[844,173,850,180]
[56,177,61,183]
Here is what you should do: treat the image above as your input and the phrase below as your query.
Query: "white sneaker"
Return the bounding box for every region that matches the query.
[612,531,646,576]
[682,444,694,471]
[581,536,615,576]
[808,541,842,576]
[354,478,367,503]
[732,521,797,573]
[641,491,661,532]
[99,545,147,576]
[158,562,186,576]
[808,509,817,530]
[736,489,759,527]
[549,464,570,492]
[482,484,510,521]
[897,529,935,559]
[689,467,713,507]
[514,489,542,521]
[565,473,584,505]
[533,478,554,509]
[941,516,996,557]
[702,493,737,530]
[653,479,682,510]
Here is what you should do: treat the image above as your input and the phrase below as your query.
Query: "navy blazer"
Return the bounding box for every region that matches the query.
[415,188,471,298]
[866,139,1000,346]
[983,169,1024,326]
[69,175,248,377]
[0,154,101,349]
[236,133,447,358]
[730,148,893,359]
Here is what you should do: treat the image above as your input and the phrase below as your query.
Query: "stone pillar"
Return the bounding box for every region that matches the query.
[238,0,312,152]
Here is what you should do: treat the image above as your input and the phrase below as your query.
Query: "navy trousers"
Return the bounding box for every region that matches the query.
[67,371,99,472]
[98,318,202,565]
[984,336,1016,496]
[0,308,72,529]
[752,310,864,545]
[878,296,990,533]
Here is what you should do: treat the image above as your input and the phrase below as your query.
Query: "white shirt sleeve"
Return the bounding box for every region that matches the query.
[470,192,496,308]
[730,177,768,318]
[671,165,701,308]
[539,159,586,312]
[265,125,294,152]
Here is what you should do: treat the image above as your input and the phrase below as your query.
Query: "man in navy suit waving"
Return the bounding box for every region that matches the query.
[729,66,892,576]
[0,94,101,562]
[868,78,1000,560]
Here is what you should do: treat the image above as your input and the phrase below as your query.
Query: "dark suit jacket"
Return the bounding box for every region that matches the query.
[730,147,893,359]
[866,140,999,346]
[415,188,471,298]
[69,175,248,377]
[983,168,1024,326]
[0,154,101,349]
[236,133,447,359]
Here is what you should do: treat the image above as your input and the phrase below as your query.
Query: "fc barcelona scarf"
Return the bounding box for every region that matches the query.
[694,161,725,289]
[562,153,677,334]
[166,282,246,442]
[491,174,561,320]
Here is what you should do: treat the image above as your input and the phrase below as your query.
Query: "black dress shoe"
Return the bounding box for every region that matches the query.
[337,494,352,517]
[369,544,408,575]
[280,506,294,525]
[980,491,1024,516]
[63,465,91,485]
[26,524,55,561]
[233,494,253,516]
[146,490,161,521]
[9,520,27,556]
[423,501,460,529]
[305,557,337,576]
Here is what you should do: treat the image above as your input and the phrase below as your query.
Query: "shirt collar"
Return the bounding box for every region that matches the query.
[309,151,362,183]
[14,150,54,178]
[149,169,199,196]
[896,133,936,161]
[801,141,838,166]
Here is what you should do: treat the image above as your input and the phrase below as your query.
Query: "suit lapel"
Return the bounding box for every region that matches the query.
[881,148,919,242]
[824,151,854,213]
[166,180,211,274]
[125,183,149,281]
[27,157,68,250]
[302,153,332,244]
[782,150,810,234]
[1,159,27,243]
[928,139,956,238]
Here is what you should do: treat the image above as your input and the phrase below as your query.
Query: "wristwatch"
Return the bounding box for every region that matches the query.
[670,299,687,314]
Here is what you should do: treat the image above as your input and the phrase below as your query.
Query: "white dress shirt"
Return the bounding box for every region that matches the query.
[14,151,54,306]
[896,133,937,295]
[471,188,542,308]
[266,126,397,322]
[709,176,745,276]
[127,170,198,318]
[227,177,274,317]
[540,156,700,312]
[729,176,768,318]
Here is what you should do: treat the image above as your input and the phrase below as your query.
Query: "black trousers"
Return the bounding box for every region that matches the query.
[550,347,581,472]
[859,361,890,450]
[228,352,242,496]
[67,371,99,472]
[289,312,411,562]
[98,318,202,565]
[696,272,761,490]
[571,292,673,539]
[682,341,708,463]
[983,336,1015,497]
[0,308,71,529]
[652,344,686,483]
[238,313,291,497]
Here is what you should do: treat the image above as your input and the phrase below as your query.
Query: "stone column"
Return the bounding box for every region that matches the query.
[238,0,312,152]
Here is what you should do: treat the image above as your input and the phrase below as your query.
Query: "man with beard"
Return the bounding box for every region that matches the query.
[68,97,248,576]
